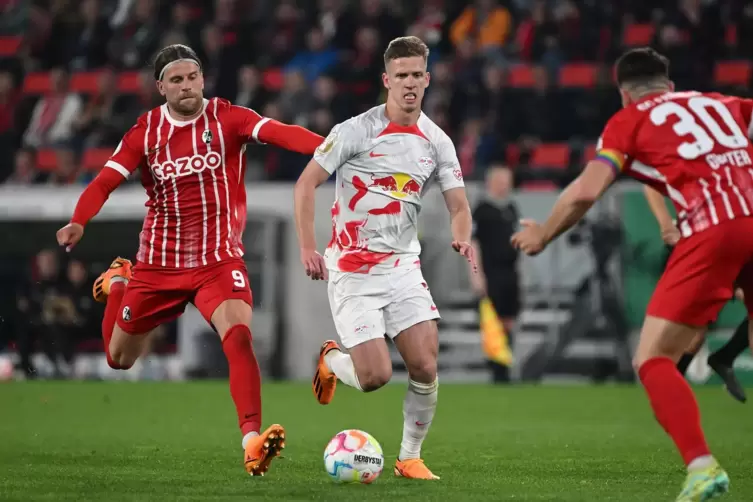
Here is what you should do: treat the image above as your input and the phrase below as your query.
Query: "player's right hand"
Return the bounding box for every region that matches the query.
[56,223,84,252]
[660,225,681,246]
[301,248,328,281]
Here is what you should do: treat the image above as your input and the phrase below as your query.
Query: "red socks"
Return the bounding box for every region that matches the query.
[222,325,262,436]
[638,357,711,465]
[102,281,128,369]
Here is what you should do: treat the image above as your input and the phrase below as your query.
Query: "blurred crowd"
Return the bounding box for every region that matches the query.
[1,0,753,186]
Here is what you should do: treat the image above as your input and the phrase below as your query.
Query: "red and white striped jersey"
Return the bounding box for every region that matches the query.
[597,91,753,237]
[105,98,270,268]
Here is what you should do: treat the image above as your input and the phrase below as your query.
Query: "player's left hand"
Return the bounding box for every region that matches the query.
[452,240,477,273]
[511,219,548,256]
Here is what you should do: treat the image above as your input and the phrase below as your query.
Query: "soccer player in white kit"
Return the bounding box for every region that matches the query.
[294,36,477,480]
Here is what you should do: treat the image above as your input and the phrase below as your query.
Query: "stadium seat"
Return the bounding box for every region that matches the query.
[622,23,655,47]
[505,143,521,167]
[82,148,114,172]
[36,149,58,172]
[0,36,21,57]
[558,63,598,89]
[69,71,102,94]
[725,25,737,48]
[262,68,283,91]
[117,71,141,93]
[22,72,52,95]
[507,65,536,88]
[530,143,571,169]
[519,180,558,192]
[713,61,752,87]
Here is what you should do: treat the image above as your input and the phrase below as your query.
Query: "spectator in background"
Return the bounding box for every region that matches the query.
[0,69,18,169]
[15,249,65,378]
[258,1,303,68]
[345,26,382,111]
[517,65,563,142]
[234,66,269,113]
[67,0,112,71]
[311,74,352,123]
[450,0,512,64]
[73,69,127,148]
[22,67,82,149]
[109,0,161,70]
[286,26,340,84]
[470,165,520,383]
[57,259,100,364]
[279,70,313,125]
[47,147,83,185]
[316,0,354,51]
[5,147,44,185]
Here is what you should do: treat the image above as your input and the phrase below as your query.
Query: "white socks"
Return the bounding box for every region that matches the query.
[324,350,362,390]
[241,431,259,450]
[398,378,438,461]
[688,455,715,472]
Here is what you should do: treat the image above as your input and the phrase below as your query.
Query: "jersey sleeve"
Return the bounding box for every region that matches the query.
[434,136,465,192]
[737,97,753,138]
[594,110,637,177]
[105,123,145,178]
[313,122,359,174]
[232,105,271,144]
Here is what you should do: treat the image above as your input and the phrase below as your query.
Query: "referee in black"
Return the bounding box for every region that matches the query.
[470,164,521,382]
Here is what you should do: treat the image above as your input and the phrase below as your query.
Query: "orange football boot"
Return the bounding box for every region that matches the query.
[92,257,132,303]
[312,340,340,405]
[244,424,286,476]
[394,459,440,480]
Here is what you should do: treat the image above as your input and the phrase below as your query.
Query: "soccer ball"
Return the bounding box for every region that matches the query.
[323,429,384,483]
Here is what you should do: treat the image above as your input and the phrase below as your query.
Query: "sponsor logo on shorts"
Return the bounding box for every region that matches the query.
[353,454,382,466]
[122,306,131,321]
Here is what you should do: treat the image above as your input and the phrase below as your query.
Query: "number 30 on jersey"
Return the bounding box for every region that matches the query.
[650,96,749,161]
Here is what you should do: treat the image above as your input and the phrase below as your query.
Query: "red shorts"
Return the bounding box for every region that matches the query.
[647,218,753,326]
[116,258,253,335]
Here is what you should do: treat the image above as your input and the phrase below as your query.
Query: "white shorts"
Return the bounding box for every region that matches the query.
[327,267,440,349]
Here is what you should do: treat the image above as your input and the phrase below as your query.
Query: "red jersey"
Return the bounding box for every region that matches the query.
[596,91,753,237]
[105,98,271,268]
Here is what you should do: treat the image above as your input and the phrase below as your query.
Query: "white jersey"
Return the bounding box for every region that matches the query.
[314,104,464,275]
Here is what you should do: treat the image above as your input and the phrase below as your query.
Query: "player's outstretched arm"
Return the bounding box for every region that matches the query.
[443,187,477,272]
[234,105,324,154]
[293,159,332,280]
[56,167,127,252]
[511,160,616,256]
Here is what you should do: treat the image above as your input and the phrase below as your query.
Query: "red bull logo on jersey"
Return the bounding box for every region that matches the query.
[368,173,422,198]
[152,151,222,181]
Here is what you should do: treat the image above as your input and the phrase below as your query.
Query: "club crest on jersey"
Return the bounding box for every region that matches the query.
[418,156,435,169]
[202,129,213,145]
[122,306,131,322]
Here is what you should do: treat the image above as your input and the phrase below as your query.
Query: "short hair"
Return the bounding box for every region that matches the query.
[615,48,670,87]
[153,44,203,81]
[383,36,430,67]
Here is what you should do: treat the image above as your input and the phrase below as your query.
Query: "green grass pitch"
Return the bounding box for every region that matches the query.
[1,382,751,501]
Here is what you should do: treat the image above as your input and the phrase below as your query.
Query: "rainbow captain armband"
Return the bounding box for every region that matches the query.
[594,149,626,176]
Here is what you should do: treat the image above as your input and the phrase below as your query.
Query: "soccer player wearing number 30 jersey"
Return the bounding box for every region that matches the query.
[55,45,324,476]
[512,48,753,501]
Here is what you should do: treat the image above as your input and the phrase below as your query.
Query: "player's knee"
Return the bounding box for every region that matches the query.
[358,366,392,392]
[407,357,437,383]
[108,349,135,370]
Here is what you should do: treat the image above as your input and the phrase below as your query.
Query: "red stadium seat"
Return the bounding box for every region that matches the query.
[713,61,752,87]
[725,25,738,48]
[118,71,141,93]
[507,65,536,88]
[22,72,51,95]
[622,23,655,47]
[530,143,571,169]
[0,36,21,57]
[558,63,598,89]
[36,149,58,172]
[69,71,102,94]
[262,68,283,90]
[82,148,114,172]
[505,144,521,167]
[520,180,558,192]
[582,144,597,163]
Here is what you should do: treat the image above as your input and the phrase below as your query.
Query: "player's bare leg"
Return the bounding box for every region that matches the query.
[633,316,729,501]
[392,320,440,481]
[314,337,391,405]
[211,299,284,476]
[93,258,155,369]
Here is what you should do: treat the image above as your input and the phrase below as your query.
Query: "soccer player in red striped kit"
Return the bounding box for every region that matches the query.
[513,48,753,500]
[55,45,324,476]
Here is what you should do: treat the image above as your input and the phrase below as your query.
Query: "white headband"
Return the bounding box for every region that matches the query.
[158,58,201,81]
